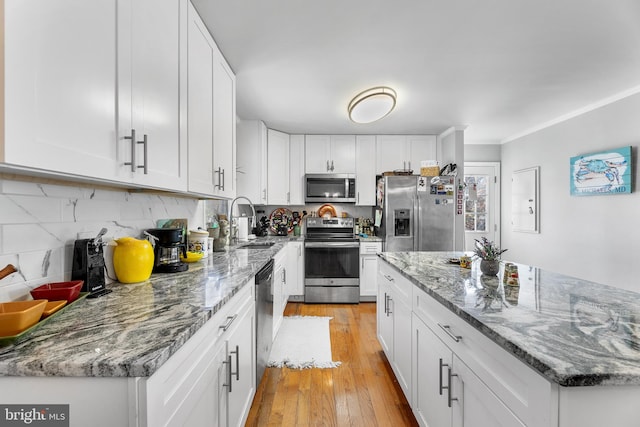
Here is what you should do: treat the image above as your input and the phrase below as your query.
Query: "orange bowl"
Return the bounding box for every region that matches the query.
[0,300,48,337]
[41,300,67,318]
[30,280,83,303]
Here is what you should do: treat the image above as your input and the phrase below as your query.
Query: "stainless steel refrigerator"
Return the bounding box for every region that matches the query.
[378,175,455,251]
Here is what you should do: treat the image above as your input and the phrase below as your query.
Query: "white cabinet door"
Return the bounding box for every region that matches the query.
[376,135,407,173]
[289,135,305,205]
[452,355,525,427]
[267,129,290,205]
[412,314,453,427]
[5,0,120,180]
[212,46,236,198]
[376,272,394,357]
[119,0,186,191]
[330,135,356,173]
[287,242,304,296]
[272,247,288,340]
[226,295,256,427]
[236,120,268,204]
[187,3,215,195]
[407,135,437,173]
[360,255,378,297]
[356,135,377,205]
[392,289,412,400]
[305,135,355,174]
[182,340,229,427]
[304,135,331,173]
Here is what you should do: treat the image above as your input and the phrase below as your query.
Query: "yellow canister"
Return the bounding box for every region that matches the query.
[113,237,155,283]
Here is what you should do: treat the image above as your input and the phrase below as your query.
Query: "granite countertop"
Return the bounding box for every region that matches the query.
[0,236,294,378]
[379,251,640,387]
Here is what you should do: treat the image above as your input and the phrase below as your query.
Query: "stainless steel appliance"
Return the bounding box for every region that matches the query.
[379,175,455,251]
[255,259,274,383]
[305,174,356,203]
[304,217,359,303]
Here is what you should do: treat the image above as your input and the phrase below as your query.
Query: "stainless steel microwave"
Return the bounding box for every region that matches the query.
[305,174,356,203]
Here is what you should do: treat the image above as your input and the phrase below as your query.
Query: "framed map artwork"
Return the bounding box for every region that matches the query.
[570,146,632,196]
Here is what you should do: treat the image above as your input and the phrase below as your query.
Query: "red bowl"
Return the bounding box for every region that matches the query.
[30,280,83,303]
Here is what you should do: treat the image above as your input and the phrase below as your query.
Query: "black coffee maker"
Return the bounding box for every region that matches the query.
[146,228,188,273]
[71,228,112,298]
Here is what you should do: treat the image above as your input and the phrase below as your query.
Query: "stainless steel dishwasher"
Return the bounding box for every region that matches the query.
[255,259,274,384]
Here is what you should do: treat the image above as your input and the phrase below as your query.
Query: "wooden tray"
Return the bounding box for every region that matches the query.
[0,292,89,346]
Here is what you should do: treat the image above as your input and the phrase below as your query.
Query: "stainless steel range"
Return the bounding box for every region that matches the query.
[304,217,359,303]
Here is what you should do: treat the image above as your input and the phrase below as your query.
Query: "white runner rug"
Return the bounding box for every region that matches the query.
[267,316,342,369]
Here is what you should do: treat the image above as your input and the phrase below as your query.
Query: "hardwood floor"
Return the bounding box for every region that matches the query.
[245,302,418,427]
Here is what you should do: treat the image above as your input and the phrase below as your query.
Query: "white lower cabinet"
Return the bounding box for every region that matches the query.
[412,313,524,427]
[377,261,412,400]
[272,246,288,340]
[360,241,382,299]
[287,241,304,298]
[143,282,255,427]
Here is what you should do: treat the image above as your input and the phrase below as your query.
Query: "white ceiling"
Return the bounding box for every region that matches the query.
[192,0,640,143]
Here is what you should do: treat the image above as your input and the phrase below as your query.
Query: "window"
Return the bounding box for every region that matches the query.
[464,175,488,232]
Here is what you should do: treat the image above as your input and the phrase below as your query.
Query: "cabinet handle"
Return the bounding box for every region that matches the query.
[137,134,148,175]
[223,355,233,393]
[124,129,137,172]
[331,160,334,171]
[361,258,364,269]
[219,314,237,331]
[282,268,286,284]
[386,294,392,316]
[438,323,462,343]
[447,366,458,407]
[214,167,223,190]
[383,292,388,314]
[287,192,290,203]
[384,274,394,282]
[221,168,225,191]
[263,189,267,201]
[407,160,411,171]
[439,358,446,395]
[230,344,240,381]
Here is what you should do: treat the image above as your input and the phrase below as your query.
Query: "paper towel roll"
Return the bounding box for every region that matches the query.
[238,217,249,241]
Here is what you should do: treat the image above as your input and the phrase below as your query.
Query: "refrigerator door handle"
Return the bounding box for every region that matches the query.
[415,195,420,251]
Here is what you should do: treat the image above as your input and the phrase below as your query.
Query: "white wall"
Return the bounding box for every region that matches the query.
[465,144,501,162]
[0,178,202,301]
[501,92,640,292]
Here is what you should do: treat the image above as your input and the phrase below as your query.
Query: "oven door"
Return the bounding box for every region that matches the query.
[304,241,359,286]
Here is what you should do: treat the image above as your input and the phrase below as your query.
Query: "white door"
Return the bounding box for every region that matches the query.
[464,162,501,252]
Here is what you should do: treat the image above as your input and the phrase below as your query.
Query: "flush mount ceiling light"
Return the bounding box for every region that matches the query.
[348,86,397,124]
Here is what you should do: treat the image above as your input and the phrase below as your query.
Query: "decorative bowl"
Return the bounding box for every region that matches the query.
[0,300,48,337]
[30,280,83,303]
[41,300,67,318]
[180,251,204,263]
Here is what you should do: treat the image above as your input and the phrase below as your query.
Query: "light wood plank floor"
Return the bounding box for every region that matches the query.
[245,302,418,427]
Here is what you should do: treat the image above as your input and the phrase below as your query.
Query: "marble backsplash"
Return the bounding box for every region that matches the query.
[0,178,203,302]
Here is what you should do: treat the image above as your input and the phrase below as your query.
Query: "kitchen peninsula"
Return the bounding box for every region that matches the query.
[0,238,293,427]
[378,251,640,427]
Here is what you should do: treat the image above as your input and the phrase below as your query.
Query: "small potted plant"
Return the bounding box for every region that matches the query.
[473,237,507,276]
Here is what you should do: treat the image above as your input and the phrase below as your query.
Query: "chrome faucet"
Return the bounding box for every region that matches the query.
[229,196,256,241]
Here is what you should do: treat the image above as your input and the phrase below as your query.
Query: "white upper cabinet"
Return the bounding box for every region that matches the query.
[305,135,356,174]
[236,120,268,205]
[187,3,236,198]
[4,0,120,180]
[267,129,290,205]
[288,135,305,205]
[211,43,236,198]
[355,135,376,205]
[4,0,187,191]
[117,0,187,191]
[376,135,437,174]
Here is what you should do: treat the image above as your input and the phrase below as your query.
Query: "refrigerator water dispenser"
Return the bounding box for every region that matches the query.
[394,209,412,236]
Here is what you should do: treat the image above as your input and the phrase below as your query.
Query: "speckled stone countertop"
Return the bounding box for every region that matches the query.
[0,236,295,378]
[379,251,640,387]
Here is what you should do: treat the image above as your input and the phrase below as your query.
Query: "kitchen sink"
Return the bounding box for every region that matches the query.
[236,242,276,249]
